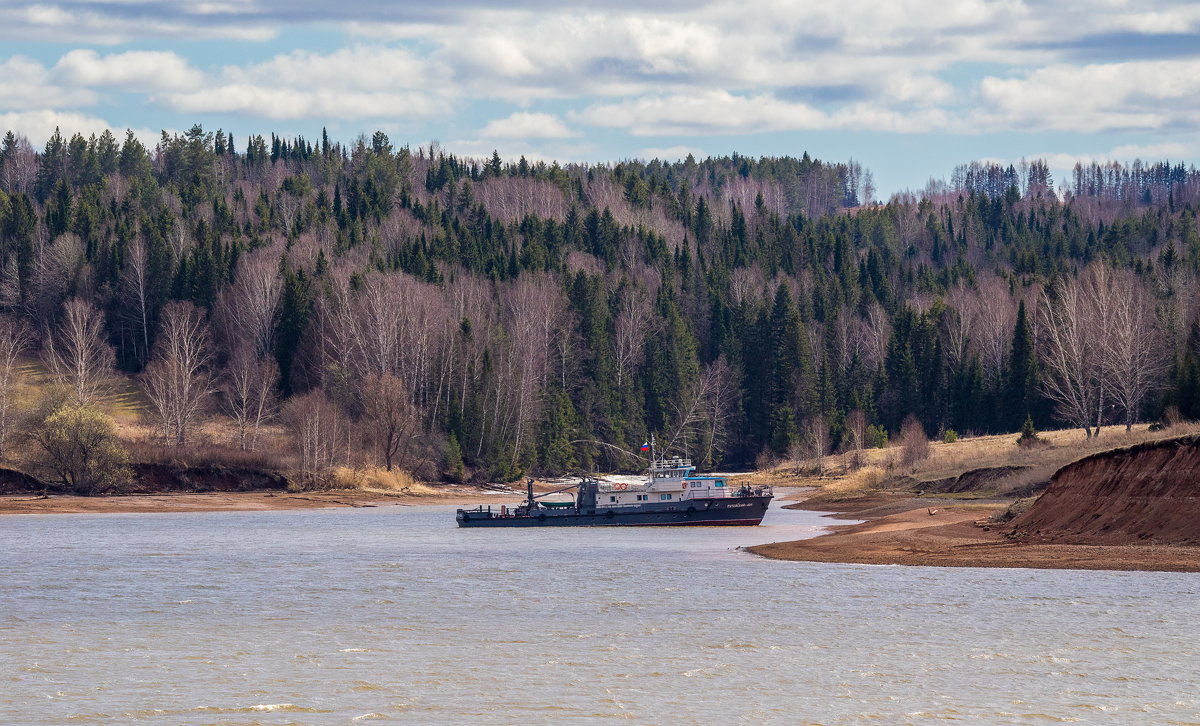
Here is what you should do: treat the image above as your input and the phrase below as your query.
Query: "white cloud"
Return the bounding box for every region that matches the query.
[160,46,452,120]
[977,60,1200,132]
[636,145,705,161]
[574,90,949,135]
[167,86,447,120]
[0,109,160,148]
[54,49,204,91]
[479,112,576,139]
[0,55,96,110]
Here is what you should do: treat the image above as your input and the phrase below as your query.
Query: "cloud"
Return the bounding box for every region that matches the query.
[479,112,576,139]
[159,46,452,120]
[0,55,96,110]
[636,144,705,161]
[167,87,447,120]
[0,2,277,43]
[54,49,203,91]
[0,109,160,148]
[977,60,1200,132]
[574,90,949,135]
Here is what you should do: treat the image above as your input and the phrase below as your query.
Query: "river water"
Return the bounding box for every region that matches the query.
[2,500,1198,725]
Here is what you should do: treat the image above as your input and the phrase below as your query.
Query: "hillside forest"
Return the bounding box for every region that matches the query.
[1,124,1199,490]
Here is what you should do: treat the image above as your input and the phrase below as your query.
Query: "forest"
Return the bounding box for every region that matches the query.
[1,124,1199,490]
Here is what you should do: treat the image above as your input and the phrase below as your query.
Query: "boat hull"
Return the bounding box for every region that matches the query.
[456,495,772,527]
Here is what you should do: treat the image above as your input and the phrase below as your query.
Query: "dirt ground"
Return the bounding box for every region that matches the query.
[750,493,1200,573]
[0,488,526,515]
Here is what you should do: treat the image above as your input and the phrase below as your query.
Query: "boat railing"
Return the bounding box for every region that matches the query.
[680,484,772,500]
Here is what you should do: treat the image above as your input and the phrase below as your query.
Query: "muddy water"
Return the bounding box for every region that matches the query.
[2,501,1198,725]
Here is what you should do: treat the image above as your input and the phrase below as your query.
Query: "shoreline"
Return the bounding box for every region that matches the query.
[0,488,525,515]
[751,493,1200,573]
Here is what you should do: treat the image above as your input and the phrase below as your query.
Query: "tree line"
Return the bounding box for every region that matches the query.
[0,124,1198,488]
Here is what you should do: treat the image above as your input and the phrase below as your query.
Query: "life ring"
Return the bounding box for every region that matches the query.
[681,482,687,490]
[537,513,547,522]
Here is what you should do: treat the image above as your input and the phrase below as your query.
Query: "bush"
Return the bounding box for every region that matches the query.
[865,424,888,449]
[899,415,930,466]
[1162,405,1184,430]
[27,400,131,495]
[942,429,958,444]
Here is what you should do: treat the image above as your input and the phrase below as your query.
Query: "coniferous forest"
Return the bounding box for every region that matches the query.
[2,124,1200,486]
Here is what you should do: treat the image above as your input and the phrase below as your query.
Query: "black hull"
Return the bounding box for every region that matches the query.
[456,496,772,527]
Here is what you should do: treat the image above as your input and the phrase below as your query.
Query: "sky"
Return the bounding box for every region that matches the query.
[2,0,1199,196]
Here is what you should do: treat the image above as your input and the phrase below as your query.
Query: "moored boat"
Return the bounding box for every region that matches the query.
[456,456,772,527]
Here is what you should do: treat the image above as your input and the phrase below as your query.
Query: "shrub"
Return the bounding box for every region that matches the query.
[27,399,131,495]
[1162,405,1184,430]
[942,429,958,443]
[865,424,889,449]
[899,415,930,466]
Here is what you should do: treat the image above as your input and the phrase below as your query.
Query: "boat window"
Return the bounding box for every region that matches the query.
[660,493,671,500]
[715,479,725,487]
[609,496,616,502]
[690,482,701,488]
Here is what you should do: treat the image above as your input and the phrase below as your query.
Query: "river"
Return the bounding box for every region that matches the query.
[2,500,1198,724]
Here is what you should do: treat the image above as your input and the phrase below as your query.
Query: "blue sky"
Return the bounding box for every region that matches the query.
[2,0,1199,197]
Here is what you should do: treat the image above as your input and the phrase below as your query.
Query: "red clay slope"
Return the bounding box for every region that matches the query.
[1013,435,1200,546]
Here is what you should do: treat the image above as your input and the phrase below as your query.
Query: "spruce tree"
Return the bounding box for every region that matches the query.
[1005,300,1037,430]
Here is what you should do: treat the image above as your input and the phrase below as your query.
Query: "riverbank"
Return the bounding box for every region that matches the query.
[0,487,524,515]
[750,492,1200,572]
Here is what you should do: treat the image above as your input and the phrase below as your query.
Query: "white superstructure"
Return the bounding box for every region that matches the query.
[595,457,738,508]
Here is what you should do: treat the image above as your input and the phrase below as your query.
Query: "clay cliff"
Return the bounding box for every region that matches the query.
[1013,435,1200,546]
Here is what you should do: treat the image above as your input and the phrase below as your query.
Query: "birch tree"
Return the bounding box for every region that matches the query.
[221,349,278,451]
[142,302,214,446]
[1102,269,1168,430]
[0,315,29,458]
[44,298,114,405]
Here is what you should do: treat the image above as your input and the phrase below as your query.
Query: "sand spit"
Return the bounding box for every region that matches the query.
[752,435,1200,572]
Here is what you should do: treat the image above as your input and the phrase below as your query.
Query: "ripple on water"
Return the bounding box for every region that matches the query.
[3,504,1200,725]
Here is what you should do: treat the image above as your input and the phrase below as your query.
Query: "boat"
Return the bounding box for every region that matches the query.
[455,456,772,527]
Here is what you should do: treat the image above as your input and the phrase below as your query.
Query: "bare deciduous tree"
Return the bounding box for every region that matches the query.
[120,236,153,365]
[44,298,115,405]
[0,315,29,458]
[215,247,282,358]
[363,373,421,471]
[614,285,652,387]
[282,389,348,488]
[843,408,868,470]
[1040,274,1100,436]
[221,350,278,451]
[142,302,214,446]
[802,414,829,474]
[1101,268,1168,431]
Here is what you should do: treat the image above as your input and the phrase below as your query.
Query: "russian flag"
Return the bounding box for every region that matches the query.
[640,441,650,451]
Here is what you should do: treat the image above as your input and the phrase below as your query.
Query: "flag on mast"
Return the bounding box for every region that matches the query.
[640,441,650,451]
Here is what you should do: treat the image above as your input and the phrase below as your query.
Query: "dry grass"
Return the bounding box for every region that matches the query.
[755,421,1200,499]
[330,466,442,496]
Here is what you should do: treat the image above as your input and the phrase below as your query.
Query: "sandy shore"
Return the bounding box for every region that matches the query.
[751,493,1200,573]
[0,488,525,515]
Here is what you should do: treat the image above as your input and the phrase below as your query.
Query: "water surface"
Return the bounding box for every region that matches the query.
[2,501,1198,724]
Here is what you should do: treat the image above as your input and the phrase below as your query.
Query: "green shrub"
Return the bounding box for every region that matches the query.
[942,429,958,443]
[865,424,888,449]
